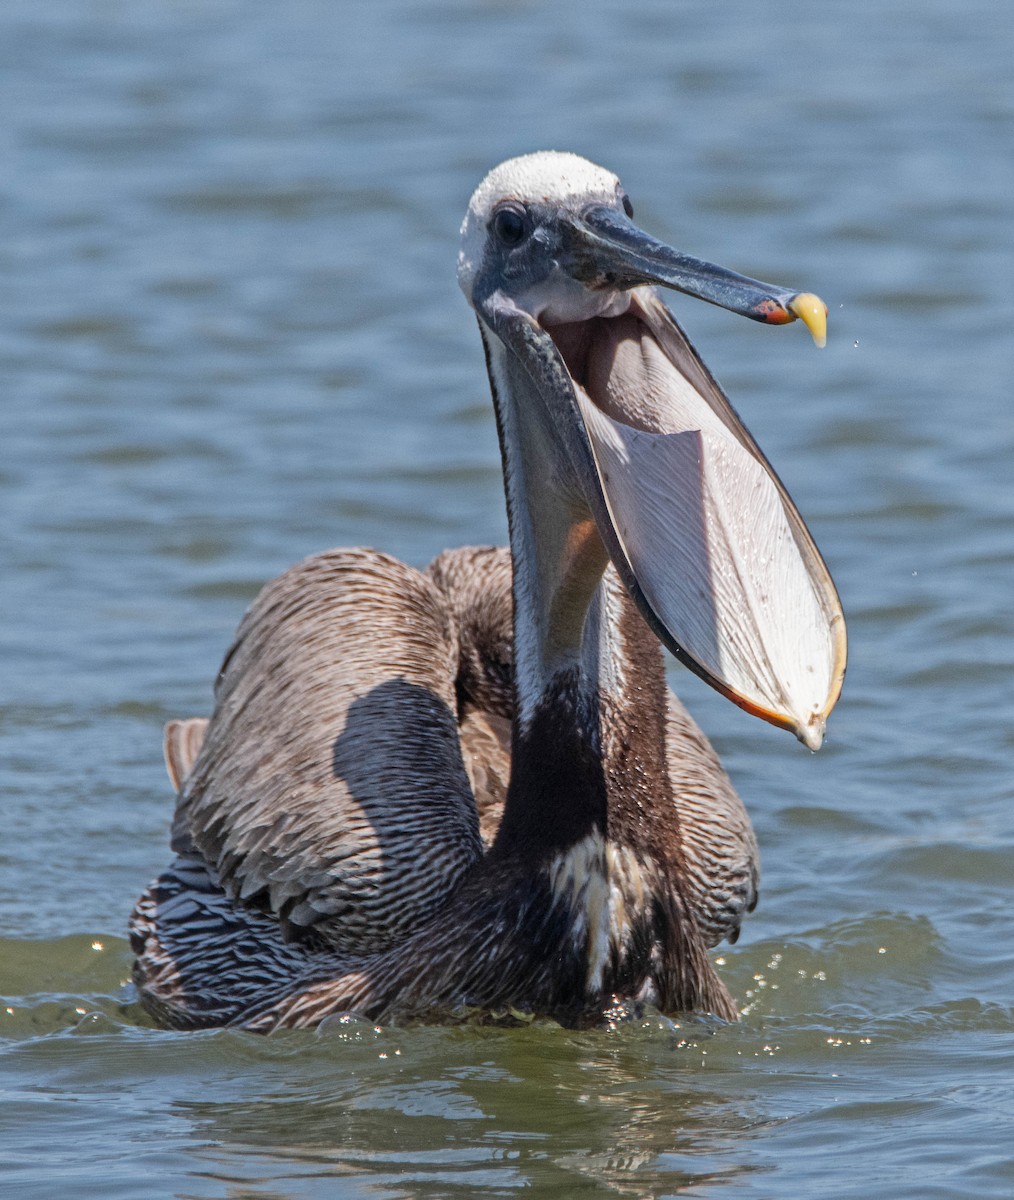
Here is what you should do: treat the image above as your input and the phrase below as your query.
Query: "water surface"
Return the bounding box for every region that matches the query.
[3,2,1014,1196]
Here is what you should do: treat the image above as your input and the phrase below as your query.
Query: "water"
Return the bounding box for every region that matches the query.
[2,0,1013,1195]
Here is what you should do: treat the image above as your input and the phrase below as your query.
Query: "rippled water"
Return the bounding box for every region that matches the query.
[3,1,1013,1196]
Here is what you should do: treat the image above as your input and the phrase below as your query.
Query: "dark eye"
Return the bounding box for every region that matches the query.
[493,206,526,246]
[622,193,634,219]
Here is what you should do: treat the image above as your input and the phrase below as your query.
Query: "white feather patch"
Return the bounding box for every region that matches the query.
[549,834,650,995]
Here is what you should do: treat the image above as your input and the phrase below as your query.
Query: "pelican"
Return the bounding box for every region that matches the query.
[131,152,845,1030]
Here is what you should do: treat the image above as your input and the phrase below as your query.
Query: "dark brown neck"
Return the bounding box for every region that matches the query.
[597,590,682,861]
[484,592,733,1020]
[493,587,682,869]
[493,665,606,857]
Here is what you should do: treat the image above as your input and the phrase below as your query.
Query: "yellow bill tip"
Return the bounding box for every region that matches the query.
[788,292,828,348]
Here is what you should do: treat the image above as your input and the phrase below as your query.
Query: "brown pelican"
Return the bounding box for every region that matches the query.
[131,152,845,1031]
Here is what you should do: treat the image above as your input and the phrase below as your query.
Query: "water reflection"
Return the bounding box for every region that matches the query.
[171,1023,769,1196]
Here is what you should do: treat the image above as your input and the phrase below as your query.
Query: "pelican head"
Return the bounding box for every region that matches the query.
[459,152,845,749]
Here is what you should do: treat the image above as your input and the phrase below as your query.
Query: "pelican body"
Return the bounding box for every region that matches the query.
[131,153,844,1031]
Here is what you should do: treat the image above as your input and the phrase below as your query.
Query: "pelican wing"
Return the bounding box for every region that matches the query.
[174,548,484,955]
[663,692,759,947]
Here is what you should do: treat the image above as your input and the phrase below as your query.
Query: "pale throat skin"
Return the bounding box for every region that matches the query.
[483,323,631,727]
[460,151,843,750]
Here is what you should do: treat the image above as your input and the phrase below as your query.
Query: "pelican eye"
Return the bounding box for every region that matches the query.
[621,193,634,219]
[492,206,527,246]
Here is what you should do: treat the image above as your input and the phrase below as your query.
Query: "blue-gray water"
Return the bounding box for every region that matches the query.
[2,2,1013,1196]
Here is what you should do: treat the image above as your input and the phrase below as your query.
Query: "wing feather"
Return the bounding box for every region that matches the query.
[173,548,484,954]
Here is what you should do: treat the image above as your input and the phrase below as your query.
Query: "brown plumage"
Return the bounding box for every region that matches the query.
[131,152,843,1031]
[131,546,757,1029]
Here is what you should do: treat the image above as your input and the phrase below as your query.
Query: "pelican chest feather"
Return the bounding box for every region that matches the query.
[131,152,844,1030]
